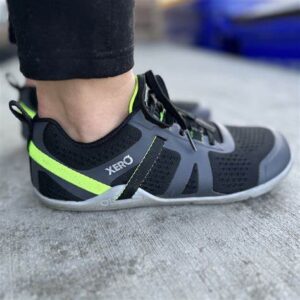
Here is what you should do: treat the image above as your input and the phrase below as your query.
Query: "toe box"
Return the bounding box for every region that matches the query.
[259,130,292,184]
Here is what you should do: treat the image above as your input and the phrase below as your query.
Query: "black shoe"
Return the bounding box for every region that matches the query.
[9,71,292,211]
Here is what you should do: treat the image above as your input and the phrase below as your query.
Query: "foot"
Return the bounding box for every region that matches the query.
[7,76,211,139]
[9,71,292,211]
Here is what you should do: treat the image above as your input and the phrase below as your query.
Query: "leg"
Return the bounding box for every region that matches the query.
[36,74,135,142]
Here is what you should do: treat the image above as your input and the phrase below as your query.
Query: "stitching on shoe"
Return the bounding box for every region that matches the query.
[115,137,160,200]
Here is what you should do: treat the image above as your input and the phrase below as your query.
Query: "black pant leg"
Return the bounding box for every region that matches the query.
[6,0,135,80]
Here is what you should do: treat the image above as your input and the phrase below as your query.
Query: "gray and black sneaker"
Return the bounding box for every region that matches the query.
[9,71,292,211]
[7,74,210,140]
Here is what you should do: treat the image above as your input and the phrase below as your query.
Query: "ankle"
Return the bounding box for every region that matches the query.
[36,71,136,143]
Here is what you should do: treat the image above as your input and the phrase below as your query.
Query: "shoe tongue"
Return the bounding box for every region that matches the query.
[128,74,168,123]
[128,75,146,114]
[129,72,223,144]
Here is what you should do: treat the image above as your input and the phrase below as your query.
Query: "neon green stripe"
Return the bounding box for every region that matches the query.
[160,111,165,122]
[29,142,111,195]
[128,76,139,113]
[20,101,37,119]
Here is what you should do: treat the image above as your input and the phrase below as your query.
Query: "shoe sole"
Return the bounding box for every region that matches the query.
[35,158,292,211]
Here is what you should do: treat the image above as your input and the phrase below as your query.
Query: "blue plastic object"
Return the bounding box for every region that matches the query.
[195,0,300,61]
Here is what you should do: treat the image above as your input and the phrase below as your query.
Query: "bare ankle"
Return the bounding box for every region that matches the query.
[36,70,136,143]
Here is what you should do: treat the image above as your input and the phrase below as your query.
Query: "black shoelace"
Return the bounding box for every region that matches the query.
[144,71,217,151]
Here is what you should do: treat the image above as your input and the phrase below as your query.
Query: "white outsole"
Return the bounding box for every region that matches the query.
[35,159,293,211]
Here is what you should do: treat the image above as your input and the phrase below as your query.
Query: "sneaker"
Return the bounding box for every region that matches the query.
[9,71,292,211]
[7,75,210,139]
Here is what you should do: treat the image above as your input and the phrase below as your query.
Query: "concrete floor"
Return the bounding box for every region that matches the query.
[0,43,299,300]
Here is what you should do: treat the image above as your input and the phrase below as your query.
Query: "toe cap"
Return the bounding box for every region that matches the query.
[259,130,291,184]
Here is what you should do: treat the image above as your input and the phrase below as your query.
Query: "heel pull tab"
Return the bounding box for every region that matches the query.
[6,73,22,91]
[9,100,33,135]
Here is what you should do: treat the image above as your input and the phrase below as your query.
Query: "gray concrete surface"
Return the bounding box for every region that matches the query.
[0,43,299,300]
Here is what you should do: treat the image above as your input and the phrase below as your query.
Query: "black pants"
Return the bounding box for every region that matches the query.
[7,0,135,80]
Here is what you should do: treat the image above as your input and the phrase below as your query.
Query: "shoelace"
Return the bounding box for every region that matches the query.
[144,71,217,151]
[178,109,217,145]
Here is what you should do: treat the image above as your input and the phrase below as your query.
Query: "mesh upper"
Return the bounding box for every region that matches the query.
[209,127,275,194]
[39,172,80,201]
[44,123,141,170]
[112,148,181,196]
[140,148,181,195]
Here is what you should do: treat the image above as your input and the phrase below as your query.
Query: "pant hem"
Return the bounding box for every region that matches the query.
[20,51,134,80]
